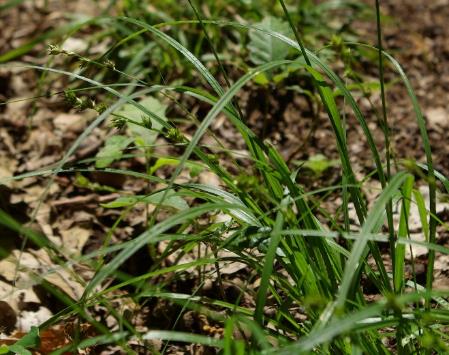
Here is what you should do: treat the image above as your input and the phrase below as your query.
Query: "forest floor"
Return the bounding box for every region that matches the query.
[1,0,449,353]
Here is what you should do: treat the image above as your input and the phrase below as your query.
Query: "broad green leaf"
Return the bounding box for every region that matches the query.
[8,345,32,355]
[273,59,307,83]
[149,157,204,177]
[297,154,340,176]
[95,135,131,168]
[101,196,137,208]
[120,96,167,147]
[101,190,188,210]
[7,326,40,355]
[143,191,189,210]
[14,327,40,348]
[0,209,53,250]
[248,16,292,65]
[253,72,270,86]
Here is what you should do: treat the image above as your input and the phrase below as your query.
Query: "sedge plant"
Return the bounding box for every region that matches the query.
[0,0,448,354]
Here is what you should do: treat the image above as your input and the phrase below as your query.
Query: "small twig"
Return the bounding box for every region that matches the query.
[50,193,120,207]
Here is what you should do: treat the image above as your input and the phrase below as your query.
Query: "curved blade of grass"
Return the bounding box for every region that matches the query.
[99,258,216,297]
[113,17,293,217]
[413,188,429,241]
[50,332,128,355]
[280,228,449,257]
[266,302,386,354]
[137,291,253,316]
[100,21,319,232]
[348,42,436,308]
[184,183,261,226]
[16,66,252,218]
[417,163,449,194]
[116,16,234,114]
[187,0,233,91]
[153,19,388,207]
[83,202,245,297]
[0,209,54,251]
[128,21,383,208]
[151,59,292,225]
[394,174,414,292]
[375,0,396,289]
[255,209,284,325]
[265,290,448,354]
[336,172,410,309]
[174,72,343,291]
[304,64,366,221]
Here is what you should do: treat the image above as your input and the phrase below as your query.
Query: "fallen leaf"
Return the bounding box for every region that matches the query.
[426,107,448,129]
[60,227,90,255]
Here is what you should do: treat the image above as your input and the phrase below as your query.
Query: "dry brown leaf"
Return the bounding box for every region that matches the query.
[53,111,93,133]
[0,154,17,188]
[60,226,91,255]
[426,107,448,129]
[199,171,221,188]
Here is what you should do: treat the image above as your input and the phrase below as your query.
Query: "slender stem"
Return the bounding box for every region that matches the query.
[375,1,391,178]
[187,0,232,89]
[187,0,246,121]
[278,0,312,67]
[375,0,396,290]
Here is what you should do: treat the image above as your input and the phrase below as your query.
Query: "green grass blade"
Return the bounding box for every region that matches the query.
[346,43,437,307]
[394,174,414,292]
[255,210,284,325]
[336,172,410,309]
[83,202,243,297]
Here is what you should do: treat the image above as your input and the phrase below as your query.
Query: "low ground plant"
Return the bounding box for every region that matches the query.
[1,0,449,353]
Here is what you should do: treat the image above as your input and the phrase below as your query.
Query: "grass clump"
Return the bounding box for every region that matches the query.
[0,0,448,353]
